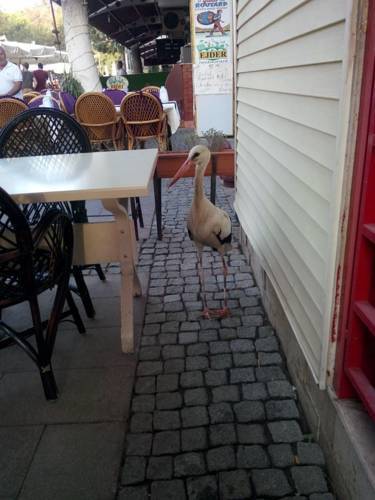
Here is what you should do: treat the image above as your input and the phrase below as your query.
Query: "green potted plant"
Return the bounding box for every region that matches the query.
[60,72,84,99]
[202,128,234,188]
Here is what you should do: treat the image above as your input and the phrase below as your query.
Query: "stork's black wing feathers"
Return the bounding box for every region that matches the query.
[217,230,232,245]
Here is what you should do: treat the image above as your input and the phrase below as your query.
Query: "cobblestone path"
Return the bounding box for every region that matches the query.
[118,179,334,500]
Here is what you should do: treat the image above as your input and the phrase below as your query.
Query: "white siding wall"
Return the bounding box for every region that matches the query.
[235,0,348,381]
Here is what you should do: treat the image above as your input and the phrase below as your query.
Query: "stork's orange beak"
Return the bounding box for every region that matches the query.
[168,159,194,188]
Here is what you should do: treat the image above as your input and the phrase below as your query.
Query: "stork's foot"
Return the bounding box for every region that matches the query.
[202,307,231,319]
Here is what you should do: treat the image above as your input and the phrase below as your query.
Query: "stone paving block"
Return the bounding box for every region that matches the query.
[291,466,328,495]
[237,445,269,468]
[159,333,178,345]
[145,312,166,323]
[210,354,233,369]
[201,319,221,330]
[179,331,198,344]
[268,444,295,467]
[181,406,209,427]
[156,374,179,393]
[181,427,207,451]
[164,301,184,312]
[207,446,236,472]
[255,337,280,353]
[205,369,227,387]
[137,361,163,377]
[208,402,234,423]
[187,475,218,500]
[130,413,153,433]
[252,468,293,497]
[139,346,161,361]
[184,387,209,406]
[258,325,275,337]
[230,367,255,384]
[210,423,236,446]
[162,345,185,360]
[156,392,183,410]
[267,380,295,399]
[309,494,335,500]
[161,321,180,333]
[212,385,240,403]
[126,433,152,456]
[164,359,185,373]
[186,356,209,371]
[153,410,180,430]
[233,352,257,367]
[180,371,204,388]
[242,314,263,326]
[135,377,155,395]
[164,294,181,303]
[121,456,146,485]
[132,395,155,413]
[239,296,258,308]
[141,337,158,347]
[219,328,237,340]
[266,400,299,420]
[118,485,148,500]
[237,326,257,339]
[237,424,267,444]
[209,341,231,354]
[199,330,218,342]
[258,352,283,365]
[242,382,268,400]
[168,311,187,321]
[187,343,209,356]
[233,401,265,422]
[147,456,173,480]
[181,321,200,331]
[142,323,160,335]
[152,431,180,456]
[268,420,303,443]
[175,452,206,477]
[256,366,286,382]
[296,442,325,465]
[219,469,252,499]
[151,479,186,500]
[230,339,254,353]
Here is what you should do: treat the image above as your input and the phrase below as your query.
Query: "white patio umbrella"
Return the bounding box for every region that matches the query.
[0,38,68,66]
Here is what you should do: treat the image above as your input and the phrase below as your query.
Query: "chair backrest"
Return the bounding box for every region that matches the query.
[0,186,33,303]
[120,91,163,139]
[142,86,160,95]
[0,98,28,128]
[75,92,116,124]
[0,108,91,158]
[23,91,41,104]
[28,95,61,110]
[103,89,126,106]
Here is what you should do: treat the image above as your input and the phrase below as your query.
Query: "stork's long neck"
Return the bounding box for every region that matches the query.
[193,161,208,206]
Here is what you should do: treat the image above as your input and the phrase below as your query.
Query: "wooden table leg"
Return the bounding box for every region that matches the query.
[153,175,162,240]
[102,198,141,353]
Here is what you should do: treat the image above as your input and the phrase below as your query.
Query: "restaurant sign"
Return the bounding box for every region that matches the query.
[191,0,233,95]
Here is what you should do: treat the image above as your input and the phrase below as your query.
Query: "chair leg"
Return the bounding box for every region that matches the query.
[130,197,139,241]
[28,296,58,400]
[135,197,144,228]
[95,264,106,281]
[153,176,162,240]
[71,266,96,318]
[65,289,86,334]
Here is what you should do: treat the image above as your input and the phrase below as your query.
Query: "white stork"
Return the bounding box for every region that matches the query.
[169,145,232,319]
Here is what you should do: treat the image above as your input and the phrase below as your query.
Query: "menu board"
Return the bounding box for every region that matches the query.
[191,0,234,95]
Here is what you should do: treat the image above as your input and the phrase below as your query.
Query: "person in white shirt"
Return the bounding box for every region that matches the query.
[0,47,23,99]
[116,60,126,77]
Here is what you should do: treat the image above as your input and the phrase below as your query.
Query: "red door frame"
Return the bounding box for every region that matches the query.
[334,0,375,413]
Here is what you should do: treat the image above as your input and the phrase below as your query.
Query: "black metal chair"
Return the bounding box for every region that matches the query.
[0,108,106,319]
[0,187,82,399]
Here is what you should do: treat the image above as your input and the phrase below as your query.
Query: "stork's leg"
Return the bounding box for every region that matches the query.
[197,248,211,319]
[210,255,230,319]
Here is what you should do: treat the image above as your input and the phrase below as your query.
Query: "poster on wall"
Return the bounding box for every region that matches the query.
[191,0,233,95]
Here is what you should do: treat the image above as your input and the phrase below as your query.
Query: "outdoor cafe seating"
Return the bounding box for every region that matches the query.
[0,97,28,128]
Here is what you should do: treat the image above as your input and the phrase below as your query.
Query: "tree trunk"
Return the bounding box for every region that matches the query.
[127,45,143,74]
[61,0,101,92]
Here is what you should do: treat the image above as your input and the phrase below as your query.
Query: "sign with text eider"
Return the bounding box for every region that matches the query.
[191,0,233,95]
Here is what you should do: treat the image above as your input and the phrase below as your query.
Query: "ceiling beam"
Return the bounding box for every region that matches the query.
[89,0,156,19]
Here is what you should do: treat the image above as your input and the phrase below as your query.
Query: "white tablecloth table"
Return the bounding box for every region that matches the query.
[115,101,181,135]
[0,149,158,353]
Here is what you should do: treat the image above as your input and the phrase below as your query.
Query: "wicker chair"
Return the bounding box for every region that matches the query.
[0,187,81,399]
[120,91,167,151]
[142,86,160,95]
[0,108,106,319]
[75,92,123,150]
[0,98,28,128]
[23,91,40,104]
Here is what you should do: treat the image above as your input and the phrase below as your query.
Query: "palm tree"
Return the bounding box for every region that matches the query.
[61,0,102,92]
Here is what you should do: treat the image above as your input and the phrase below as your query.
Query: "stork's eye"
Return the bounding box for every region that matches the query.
[192,152,200,160]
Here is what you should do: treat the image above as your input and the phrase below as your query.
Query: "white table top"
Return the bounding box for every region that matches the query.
[0,149,158,204]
